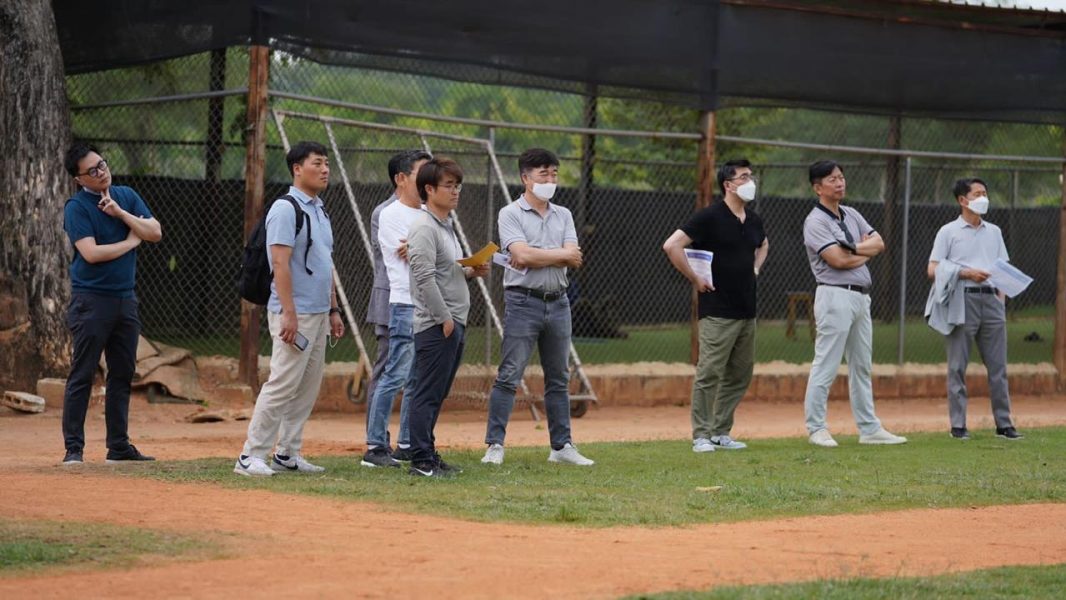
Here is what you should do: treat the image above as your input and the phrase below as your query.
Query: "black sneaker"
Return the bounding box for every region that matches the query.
[950,427,971,440]
[391,447,415,462]
[434,455,463,475]
[105,444,155,463]
[62,450,83,465]
[360,447,400,468]
[996,427,1024,440]
[408,461,446,478]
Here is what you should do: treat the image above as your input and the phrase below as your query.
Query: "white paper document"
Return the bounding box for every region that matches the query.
[492,252,528,274]
[684,249,714,288]
[986,258,1032,298]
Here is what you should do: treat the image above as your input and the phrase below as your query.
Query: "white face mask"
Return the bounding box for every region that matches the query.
[967,196,989,215]
[531,181,557,201]
[736,180,757,202]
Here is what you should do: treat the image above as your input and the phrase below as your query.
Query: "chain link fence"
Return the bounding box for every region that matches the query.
[64,48,1062,379]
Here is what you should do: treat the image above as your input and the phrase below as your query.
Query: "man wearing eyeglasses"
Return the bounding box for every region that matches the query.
[480,148,593,467]
[60,143,163,465]
[802,160,906,448]
[663,159,768,453]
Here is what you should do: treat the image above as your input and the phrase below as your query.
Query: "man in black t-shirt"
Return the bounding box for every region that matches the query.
[663,159,769,452]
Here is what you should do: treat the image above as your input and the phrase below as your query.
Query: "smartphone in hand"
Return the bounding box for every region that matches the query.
[294,331,309,351]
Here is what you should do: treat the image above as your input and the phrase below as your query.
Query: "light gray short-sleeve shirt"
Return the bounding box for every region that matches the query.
[803,203,875,288]
[498,195,578,292]
[928,216,1008,287]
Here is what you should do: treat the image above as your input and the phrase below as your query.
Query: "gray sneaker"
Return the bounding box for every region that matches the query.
[692,438,716,453]
[548,443,594,466]
[710,435,748,450]
[360,448,400,468]
[481,444,504,465]
[272,453,326,472]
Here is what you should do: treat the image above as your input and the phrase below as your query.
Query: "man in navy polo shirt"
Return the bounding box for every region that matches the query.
[61,142,163,465]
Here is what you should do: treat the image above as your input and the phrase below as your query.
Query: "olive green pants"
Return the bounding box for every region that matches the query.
[691,317,756,439]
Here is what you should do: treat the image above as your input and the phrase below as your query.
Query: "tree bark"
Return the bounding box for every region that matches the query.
[0,1,72,392]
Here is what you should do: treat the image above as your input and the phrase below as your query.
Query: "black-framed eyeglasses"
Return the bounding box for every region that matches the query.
[77,160,108,179]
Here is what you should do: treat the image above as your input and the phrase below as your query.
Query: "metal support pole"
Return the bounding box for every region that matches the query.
[1054,136,1066,390]
[238,45,269,390]
[486,127,496,368]
[897,156,912,365]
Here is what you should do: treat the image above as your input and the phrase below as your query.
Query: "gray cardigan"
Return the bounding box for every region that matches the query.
[924,259,965,335]
[407,209,470,333]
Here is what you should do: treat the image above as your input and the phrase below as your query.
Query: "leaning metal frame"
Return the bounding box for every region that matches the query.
[270,109,599,416]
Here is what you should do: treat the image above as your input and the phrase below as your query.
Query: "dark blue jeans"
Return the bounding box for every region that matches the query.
[485,289,573,450]
[62,293,141,453]
[407,322,465,464]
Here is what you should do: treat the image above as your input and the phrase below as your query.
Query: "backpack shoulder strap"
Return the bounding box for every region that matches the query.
[280,194,313,276]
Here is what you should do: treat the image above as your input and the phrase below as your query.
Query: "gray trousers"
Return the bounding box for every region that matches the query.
[691,317,755,439]
[945,292,1013,429]
[804,285,882,436]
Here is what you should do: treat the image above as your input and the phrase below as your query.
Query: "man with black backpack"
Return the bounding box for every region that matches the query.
[235,141,344,477]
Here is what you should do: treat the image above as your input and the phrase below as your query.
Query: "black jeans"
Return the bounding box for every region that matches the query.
[407,323,465,464]
[62,293,141,453]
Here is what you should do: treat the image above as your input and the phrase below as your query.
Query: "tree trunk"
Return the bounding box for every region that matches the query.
[0,1,72,392]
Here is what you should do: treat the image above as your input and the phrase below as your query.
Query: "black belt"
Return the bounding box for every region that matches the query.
[965,286,998,294]
[819,283,868,295]
[506,286,565,302]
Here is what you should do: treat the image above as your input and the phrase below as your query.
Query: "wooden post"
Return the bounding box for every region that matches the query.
[577,84,597,234]
[238,45,270,390]
[1054,133,1066,390]
[879,114,902,322]
[691,111,717,364]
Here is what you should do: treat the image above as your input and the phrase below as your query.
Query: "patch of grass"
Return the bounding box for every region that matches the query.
[132,427,1065,528]
[628,563,1066,599]
[0,519,223,575]
[156,308,1055,365]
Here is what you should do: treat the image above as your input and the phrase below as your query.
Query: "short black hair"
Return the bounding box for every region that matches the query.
[717,159,752,193]
[387,150,433,189]
[417,157,464,202]
[953,177,987,200]
[518,148,559,176]
[809,160,843,185]
[65,142,99,177]
[286,141,329,177]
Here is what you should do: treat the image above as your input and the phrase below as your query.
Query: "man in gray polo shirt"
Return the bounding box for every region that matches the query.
[926,177,1022,441]
[481,148,593,467]
[802,160,906,448]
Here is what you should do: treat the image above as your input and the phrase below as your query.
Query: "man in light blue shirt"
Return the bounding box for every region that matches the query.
[927,177,1021,441]
[235,141,345,477]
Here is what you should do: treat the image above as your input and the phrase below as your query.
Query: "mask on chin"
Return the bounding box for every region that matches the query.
[532,181,557,200]
[967,196,989,215]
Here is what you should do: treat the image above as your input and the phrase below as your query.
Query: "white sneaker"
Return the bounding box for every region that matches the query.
[234,455,274,477]
[548,443,594,466]
[481,444,505,465]
[711,435,747,450]
[859,428,908,445]
[809,429,839,448]
[692,438,716,453]
[270,453,326,473]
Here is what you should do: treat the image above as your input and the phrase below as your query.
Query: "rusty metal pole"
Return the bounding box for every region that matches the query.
[238,45,270,390]
[691,111,717,364]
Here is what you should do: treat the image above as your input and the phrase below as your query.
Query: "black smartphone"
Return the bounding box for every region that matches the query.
[294,331,309,351]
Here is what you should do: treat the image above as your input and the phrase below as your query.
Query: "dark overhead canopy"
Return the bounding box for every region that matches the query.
[53,0,1066,123]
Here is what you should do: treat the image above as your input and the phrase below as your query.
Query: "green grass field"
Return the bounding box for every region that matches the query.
[0,519,219,575]
[129,427,1065,528]
[156,305,1055,366]
[628,564,1066,600]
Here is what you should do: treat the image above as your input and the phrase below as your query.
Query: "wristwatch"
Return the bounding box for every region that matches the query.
[329,307,341,315]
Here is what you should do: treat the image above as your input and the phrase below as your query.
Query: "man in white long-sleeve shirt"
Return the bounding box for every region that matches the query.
[361,150,431,468]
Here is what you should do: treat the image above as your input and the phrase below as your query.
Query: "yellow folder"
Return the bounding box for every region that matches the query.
[457,242,499,267]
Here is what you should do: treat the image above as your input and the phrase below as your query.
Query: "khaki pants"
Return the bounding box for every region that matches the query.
[241,312,329,459]
[691,316,756,439]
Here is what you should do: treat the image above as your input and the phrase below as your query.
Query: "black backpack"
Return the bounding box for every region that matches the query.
[238,195,313,305]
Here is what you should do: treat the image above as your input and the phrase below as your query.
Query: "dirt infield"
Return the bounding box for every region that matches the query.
[2,396,1065,598]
